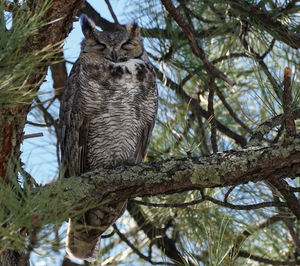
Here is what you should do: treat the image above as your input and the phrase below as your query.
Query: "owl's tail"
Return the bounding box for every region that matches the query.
[66,200,127,261]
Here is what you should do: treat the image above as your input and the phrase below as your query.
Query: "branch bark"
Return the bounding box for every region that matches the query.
[42,135,300,217]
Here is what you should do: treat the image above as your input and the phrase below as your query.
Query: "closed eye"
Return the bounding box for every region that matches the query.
[121,41,136,50]
[92,42,106,51]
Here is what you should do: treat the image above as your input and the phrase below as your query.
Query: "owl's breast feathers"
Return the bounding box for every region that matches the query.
[60,16,158,261]
[72,57,158,169]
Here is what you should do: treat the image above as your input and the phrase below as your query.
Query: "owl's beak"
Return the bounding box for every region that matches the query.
[111,51,118,62]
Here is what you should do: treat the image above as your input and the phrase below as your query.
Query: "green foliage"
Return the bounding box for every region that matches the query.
[1,0,299,265]
[0,1,62,106]
[123,0,300,265]
[0,176,69,252]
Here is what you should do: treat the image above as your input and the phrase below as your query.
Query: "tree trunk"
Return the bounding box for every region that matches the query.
[0,1,85,264]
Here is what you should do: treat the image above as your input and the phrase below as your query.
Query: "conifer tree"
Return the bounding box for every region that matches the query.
[0,0,300,265]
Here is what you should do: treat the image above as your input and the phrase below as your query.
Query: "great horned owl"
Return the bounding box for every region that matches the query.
[59,14,158,260]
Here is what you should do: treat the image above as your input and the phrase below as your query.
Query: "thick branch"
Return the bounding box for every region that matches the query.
[44,135,300,214]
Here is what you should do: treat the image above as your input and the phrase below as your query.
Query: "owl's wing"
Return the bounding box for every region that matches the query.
[78,117,89,174]
[134,83,158,164]
[59,60,88,177]
[135,124,154,163]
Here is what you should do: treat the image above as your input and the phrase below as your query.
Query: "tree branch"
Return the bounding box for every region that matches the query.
[228,0,300,49]
[161,0,234,86]
[80,2,234,40]
[238,250,300,265]
[126,202,186,265]
[154,66,247,147]
[249,108,300,146]
[41,135,300,216]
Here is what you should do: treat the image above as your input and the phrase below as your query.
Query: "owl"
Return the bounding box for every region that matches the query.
[59,14,158,260]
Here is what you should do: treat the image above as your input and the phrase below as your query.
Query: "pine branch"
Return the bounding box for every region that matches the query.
[38,135,300,218]
[238,250,300,265]
[113,224,175,265]
[228,0,300,49]
[249,108,300,145]
[154,65,247,147]
[130,198,287,210]
[126,201,186,265]
[161,0,235,86]
[228,214,284,262]
[80,2,234,40]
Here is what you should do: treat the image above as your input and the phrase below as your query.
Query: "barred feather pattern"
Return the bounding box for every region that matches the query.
[59,15,158,261]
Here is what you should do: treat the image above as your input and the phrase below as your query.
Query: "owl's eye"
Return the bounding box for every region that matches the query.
[121,41,136,51]
[93,42,106,51]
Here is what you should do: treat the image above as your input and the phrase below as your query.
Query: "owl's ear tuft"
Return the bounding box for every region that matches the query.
[126,22,140,38]
[80,14,97,39]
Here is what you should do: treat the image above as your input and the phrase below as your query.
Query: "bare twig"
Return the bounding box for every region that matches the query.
[35,96,61,164]
[208,77,217,153]
[290,187,300,192]
[183,5,221,24]
[228,214,283,262]
[81,2,121,31]
[224,186,236,203]
[239,22,282,99]
[130,196,287,210]
[23,133,43,140]
[104,0,120,25]
[273,179,300,219]
[26,121,51,127]
[216,88,252,134]
[261,38,276,59]
[113,224,176,265]
[101,230,115,239]
[267,183,300,254]
[212,53,249,64]
[113,224,151,262]
[154,66,247,147]
[127,201,187,265]
[80,1,234,41]
[238,250,300,265]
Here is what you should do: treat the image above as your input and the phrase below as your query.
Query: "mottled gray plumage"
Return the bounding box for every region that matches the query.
[59,14,157,260]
